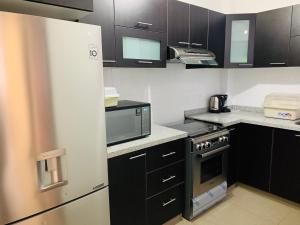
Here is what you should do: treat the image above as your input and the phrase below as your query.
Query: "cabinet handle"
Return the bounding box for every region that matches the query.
[178,42,190,45]
[238,64,253,66]
[162,198,176,207]
[137,22,153,27]
[229,128,236,132]
[162,175,176,183]
[191,43,203,46]
[138,60,153,64]
[103,60,116,63]
[270,62,286,65]
[129,153,146,160]
[295,135,300,137]
[162,152,176,158]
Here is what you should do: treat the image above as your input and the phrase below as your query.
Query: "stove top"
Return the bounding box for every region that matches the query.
[169,119,223,137]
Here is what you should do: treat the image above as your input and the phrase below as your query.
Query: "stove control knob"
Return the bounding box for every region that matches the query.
[205,141,211,148]
[196,143,205,150]
[219,137,224,142]
[224,136,229,142]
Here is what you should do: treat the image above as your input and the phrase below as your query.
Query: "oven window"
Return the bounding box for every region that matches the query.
[201,155,223,183]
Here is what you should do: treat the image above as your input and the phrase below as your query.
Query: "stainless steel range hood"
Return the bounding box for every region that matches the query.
[167,46,218,66]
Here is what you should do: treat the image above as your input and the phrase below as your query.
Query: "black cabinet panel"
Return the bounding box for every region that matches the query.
[147,185,184,225]
[224,14,256,68]
[147,161,184,197]
[26,0,93,11]
[114,0,167,33]
[167,0,190,46]
[108,151,146,225]
[208,10,226,68]
[190,5,209,49]
[147,139,185,171]
[291,4,300,36]
[237,124,273,192]
[254,7,292,67]
[115,26,167,68]
[79,0,116,66]
[271,129,300,204]
[227,126,239,187]
[288,36,300,66]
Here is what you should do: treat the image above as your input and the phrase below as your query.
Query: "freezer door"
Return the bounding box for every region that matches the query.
[14,188,110,225]
[0,12,108,224]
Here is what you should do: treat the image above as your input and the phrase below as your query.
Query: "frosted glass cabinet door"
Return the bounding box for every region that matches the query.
[115,26,167,68]
[224,14,256,68]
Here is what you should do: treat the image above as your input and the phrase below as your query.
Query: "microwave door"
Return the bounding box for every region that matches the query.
[106,108,142,144]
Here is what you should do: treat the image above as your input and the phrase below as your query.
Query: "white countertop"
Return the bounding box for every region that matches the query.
[107,124,188,159]
[188,110,300,132]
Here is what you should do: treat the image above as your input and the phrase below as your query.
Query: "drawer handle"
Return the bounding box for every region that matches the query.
[295,134,300,137]
[191,43,203,46]
[138,60,153,64]
[162,198,176,207]
[162,152,176,158]
[129,153,146,160]
[103,60,116,63]
[137,22,153,27]
[178,42,190,45]
[270,62,286,65]
[162,175,176,183]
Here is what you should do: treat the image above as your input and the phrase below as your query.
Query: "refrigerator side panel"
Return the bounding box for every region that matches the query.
[0,12,108,224]
[14,188,110,225]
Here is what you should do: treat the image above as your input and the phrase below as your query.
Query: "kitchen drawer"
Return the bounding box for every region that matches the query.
[147,184,184,225]
[147,139,185,171]
[147,161,184,197]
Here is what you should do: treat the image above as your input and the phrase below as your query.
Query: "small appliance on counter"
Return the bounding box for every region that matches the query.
[105,100,151,146]
[264,93,300,120]
[169,120,229,220]
[209,94,231,113]
[104,87,120,107]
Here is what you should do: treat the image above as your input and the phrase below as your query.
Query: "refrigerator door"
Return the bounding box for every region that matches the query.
[14,188,110,225]
[0,12,108,224]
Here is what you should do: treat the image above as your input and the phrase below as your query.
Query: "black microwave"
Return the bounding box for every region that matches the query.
[105,100,151,146]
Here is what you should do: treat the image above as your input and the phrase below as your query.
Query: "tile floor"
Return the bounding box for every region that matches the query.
[175,185,300,225]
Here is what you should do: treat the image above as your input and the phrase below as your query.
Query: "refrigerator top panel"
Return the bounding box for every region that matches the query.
[0,11,108,224]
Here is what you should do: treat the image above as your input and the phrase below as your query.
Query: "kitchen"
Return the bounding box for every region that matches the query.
[0,0,300,225]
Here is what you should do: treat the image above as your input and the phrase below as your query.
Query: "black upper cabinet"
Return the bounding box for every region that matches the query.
[190,5,209,49]
[167,0,190,46]
[288,36,300,66]
[291,4,300,36]
[79,0,116,66]
[254,7,292,67]
[237,124,273,192]
[208,10,226,68]
[26,0,93,11]
[271,129,300,204]
[108,151,146,225]
[114,0,167,33]
[224,14,256,68]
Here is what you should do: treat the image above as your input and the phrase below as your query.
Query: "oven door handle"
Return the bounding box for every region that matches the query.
[199,145,230,159]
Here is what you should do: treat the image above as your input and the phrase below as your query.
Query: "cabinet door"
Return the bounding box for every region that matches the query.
[291,4,300,36]
[254,7,292,67]
[271,129,300,204]
[208,10,226,68]
[79,0,116,67]
[108,151,146,225]
[224,14,256,68]
[114,0,167,33]
[227,126,239,187]
[237,124,273,192]
[190,5,209,49]
[115,26,167,68]
[288,36,300,66]
[167,0,190,47]
[26,0,93,11]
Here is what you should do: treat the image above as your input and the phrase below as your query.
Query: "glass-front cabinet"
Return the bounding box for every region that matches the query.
[224,14,256,68]
[115,26,167,68]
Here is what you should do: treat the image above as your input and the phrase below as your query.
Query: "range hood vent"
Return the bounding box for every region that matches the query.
[167,46,218,66]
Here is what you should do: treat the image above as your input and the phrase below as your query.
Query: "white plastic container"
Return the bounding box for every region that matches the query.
[264,93,300,120]
[104,87,119,107]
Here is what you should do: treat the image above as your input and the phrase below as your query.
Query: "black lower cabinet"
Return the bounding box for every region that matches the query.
[108,151,146,225]
[147,185,184,225]
[270,129,300,204]
[227,125,239,187]
[237,124,273,192]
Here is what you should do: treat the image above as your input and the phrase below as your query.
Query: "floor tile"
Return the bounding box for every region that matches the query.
[279,208,300,225]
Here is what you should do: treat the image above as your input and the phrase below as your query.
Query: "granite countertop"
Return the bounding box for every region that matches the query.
[188,109,300,132]
[107,124,188,159]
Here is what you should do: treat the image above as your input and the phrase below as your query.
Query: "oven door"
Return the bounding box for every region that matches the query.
[192,145,229,198]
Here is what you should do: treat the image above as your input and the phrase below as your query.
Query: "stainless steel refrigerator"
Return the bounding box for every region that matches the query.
[0,11,110,225]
